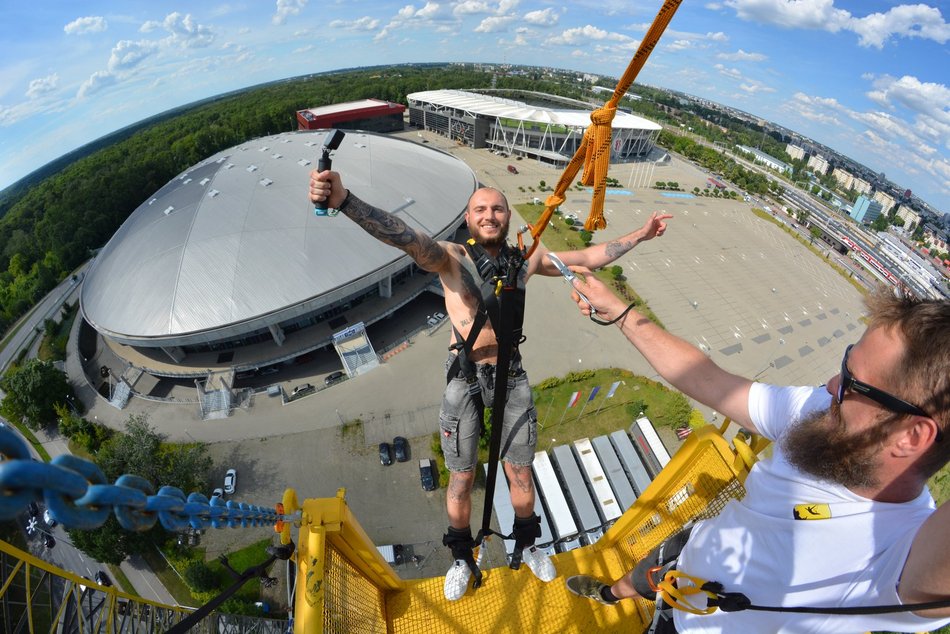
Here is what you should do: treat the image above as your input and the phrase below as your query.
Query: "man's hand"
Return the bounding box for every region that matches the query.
[639,211,672,242]
[309,169,348,209]
[568,267,627,319]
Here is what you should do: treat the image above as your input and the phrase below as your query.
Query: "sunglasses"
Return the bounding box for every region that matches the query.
[838,344,941,441]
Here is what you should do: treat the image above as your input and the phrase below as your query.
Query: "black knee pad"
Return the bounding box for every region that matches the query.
[443,526,476,560]
[511,514,542,550]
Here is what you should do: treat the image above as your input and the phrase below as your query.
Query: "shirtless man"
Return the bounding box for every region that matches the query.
[310,169,670,600]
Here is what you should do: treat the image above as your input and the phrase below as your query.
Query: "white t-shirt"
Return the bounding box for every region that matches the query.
[673,382,949,633]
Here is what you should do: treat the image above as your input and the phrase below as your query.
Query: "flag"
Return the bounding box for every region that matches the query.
[567,391,581,408]
[587,386,600,402]
[606,381,622,398]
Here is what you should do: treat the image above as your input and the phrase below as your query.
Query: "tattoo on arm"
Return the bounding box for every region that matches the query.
[604,239,634,259]
[344,194,449,271]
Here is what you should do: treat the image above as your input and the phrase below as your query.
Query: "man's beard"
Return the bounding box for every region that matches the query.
[781,400,892,489]
[469,220,509,250]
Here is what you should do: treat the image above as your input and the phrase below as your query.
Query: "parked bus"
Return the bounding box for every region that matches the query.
[550,445,603,545]
[630,415,671,478]
[572,438,622,526]
[609,429,653,496]
[590,435,638,512]
[532,451,581,552]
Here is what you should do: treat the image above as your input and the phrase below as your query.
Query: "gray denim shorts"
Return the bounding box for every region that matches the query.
[439,353,538,472]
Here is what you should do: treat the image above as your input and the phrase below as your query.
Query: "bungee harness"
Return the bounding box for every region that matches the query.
[442,238,535,589]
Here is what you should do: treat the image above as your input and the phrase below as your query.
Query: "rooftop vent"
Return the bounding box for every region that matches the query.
[208,189,220,198]
[246,165,258,173]
[163,206,175,215]
[259,178,273,187]
[200,178,211,186]
[297,159,311,166]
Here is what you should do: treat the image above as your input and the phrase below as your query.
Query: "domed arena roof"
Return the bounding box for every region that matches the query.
[80,130,477,346]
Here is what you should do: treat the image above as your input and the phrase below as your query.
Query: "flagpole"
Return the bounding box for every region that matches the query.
[557,391,578,427]
[595,381,623,416]
[575,398,591,422]
[540,394,556,430]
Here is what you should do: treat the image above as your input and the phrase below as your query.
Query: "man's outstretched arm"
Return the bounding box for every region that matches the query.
[309,169,451,273]
[568,267,756,432]
[533,211,672,277]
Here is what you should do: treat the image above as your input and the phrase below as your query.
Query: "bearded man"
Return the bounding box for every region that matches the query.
[310,169,670,601]
[563,272,950,634]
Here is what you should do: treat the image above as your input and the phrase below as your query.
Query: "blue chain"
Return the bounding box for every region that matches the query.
[0,427,282,531]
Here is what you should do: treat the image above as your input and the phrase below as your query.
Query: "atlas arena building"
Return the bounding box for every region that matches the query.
[406,89,661,164]
[79,130,476,414]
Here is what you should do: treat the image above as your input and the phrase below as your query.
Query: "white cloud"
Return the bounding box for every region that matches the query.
[523,8,558,26]
[551,24,631,45]
[739,81,775,94]
[717,48,766,61]
[723,0,950,49]
[273,0,308,26]
[667,39,694,51]
[107,40,157,72]
[713,63,742,79]
[64,16,107,35]
[328,16,380,31]
[376,2,448,41]
[26,74,59,99]
[706,31,729,42]
[454,1,492,16]
[159,13,215,48]
[863,74,950,148]
[724,0,851,31]
[849,4,950,49]
[78,70,117,99]
[475,16,514,32]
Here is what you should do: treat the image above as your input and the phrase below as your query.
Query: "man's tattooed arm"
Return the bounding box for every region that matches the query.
[604,238,636,259]
[342,193,450,272]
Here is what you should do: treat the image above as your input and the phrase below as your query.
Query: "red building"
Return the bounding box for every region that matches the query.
[296,99,406,133]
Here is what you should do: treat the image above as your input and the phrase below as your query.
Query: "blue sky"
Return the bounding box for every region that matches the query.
[1,1,948,213]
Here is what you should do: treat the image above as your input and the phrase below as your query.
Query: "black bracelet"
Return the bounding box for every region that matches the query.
[337,189,352,212]
[590,301,637,326]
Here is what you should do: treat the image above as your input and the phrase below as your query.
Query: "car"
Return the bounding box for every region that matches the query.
[224,468,237,495]
[211,488,224,500]
[507,164,519,174]
[94,570,113,587]
[324,371,345,386]
[43,534,56,549]
[379,442,393,466]
[258,366,279,376]
[292,383,314,396]
[419,459,437,491]
[393,436,409,462]
[43,508,57,528]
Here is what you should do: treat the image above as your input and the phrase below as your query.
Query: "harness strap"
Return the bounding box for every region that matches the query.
[658,569,950,616]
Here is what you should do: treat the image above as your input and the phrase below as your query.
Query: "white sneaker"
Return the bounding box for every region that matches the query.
[443,542,485,601]
[522,546,556,582]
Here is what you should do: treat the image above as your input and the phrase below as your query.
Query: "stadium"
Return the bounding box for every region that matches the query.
[78,129,476,413]
[406,89,662,164]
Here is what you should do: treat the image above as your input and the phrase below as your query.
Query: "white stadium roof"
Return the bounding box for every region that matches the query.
[81,130,476,345]
[407,89,661,132]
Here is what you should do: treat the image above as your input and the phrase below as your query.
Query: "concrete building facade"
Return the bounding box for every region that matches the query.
[851,195,883,224]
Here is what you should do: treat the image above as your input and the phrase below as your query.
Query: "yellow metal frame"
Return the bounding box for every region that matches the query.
[291,424,768,633]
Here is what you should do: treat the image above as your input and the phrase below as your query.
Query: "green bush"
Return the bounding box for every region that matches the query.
[535,376,563,390]
[184,561,218,593]
[564,370,595,383]
[609,265,624,280]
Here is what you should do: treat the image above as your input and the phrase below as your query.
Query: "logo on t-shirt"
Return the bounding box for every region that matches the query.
[793,503,832,520]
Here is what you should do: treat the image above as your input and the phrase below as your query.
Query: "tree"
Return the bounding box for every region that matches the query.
[0,359,72,429]
[185,561,219,592]
[67,516,161,565]
[871,215,889,232]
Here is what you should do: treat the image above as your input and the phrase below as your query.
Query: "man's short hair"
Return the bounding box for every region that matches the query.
[866,285,950,476]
